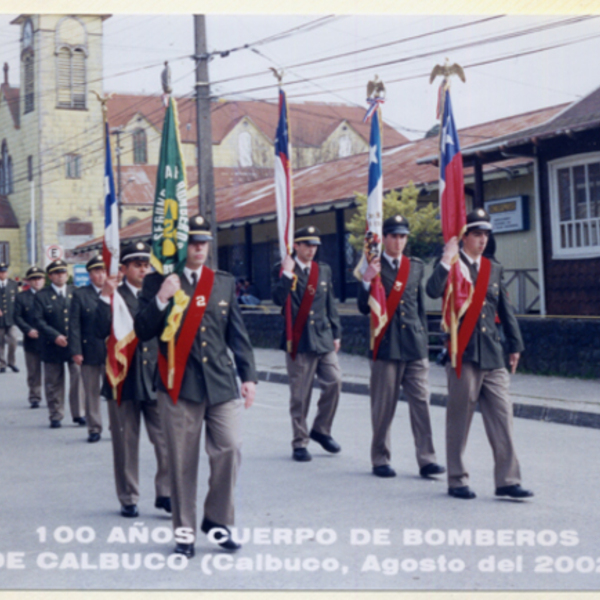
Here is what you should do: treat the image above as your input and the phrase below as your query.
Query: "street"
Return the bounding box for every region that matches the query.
[0,350,598,592]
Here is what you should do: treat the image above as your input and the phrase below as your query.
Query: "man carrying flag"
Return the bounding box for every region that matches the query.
[96,241,171,519]
[135,95,256,559]
[356,85,443,480]
[271,86,343,463]
[426,83,532,501]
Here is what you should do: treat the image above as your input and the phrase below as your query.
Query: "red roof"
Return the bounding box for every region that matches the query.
[78,102,565,250]
[0,84,20,129]
[107,95,408,148]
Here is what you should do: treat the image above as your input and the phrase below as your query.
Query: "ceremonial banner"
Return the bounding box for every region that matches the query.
[355,105,388,350]
[102,121,119,277]
[274,88,295,354]
[150,96,189,275]
[438,85,472,374]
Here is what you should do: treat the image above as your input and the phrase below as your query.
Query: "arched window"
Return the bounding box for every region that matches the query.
[7,156,13,194]
[0,161,4,195]
[0,141,7,195]
[22,19,34,114]
[133,129,147,164]
[55,17,87,109]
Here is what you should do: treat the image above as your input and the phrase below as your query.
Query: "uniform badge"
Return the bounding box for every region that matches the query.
[394,281,403,292]
[196,295,206,307]
[52,296,56,300]
[218,300,228,306]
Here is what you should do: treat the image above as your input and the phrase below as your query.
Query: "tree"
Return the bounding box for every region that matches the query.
[346,182,442,262]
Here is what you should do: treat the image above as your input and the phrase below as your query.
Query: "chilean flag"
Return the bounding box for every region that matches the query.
[439,87,472,367]
[274,89,295,354]
[354,106,388,350]
[102,122,120,277]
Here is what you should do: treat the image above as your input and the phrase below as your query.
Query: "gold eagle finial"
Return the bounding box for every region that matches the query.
[270,67,284,84]
[429,58,466,85]
[367,74,386,100]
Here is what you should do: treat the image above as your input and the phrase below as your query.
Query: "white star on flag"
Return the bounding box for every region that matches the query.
[369,145,378,164]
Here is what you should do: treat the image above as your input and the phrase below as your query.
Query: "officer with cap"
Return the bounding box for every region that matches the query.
[14,266,46,407]
[0,261,20,373]
[359,215,445,479]
[271,225,343,462]
[135,214,257,559]
[95,241,170,519]
[34,259,85,428]
[70,255,107,443]
[426,208,532,500]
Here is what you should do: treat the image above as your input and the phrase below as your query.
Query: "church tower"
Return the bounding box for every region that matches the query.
[7,14,108,272]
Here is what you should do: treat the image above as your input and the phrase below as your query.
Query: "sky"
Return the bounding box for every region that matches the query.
[1,12,600,141]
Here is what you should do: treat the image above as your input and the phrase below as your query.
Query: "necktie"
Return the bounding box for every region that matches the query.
[392,259,399,271]
[191,272,198,288]
[471,262,479,281]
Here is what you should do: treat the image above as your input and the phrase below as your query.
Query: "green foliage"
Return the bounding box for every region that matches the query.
[346,182,442,262]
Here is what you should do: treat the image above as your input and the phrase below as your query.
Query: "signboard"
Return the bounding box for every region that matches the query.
[484,196,529,233]
[73,264,90,287]
[44,244,64,267]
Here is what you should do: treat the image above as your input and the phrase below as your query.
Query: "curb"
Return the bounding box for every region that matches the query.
[256,370,600,431]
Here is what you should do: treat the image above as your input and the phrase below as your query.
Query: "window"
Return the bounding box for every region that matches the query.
[338,135,352,158]
[65,153,82,179]
[133,129,147,164]
[7,156,12,194]
[0,242,9,264]
[23,53,34,114]
[57,47,86,109]
[0,141,10,195]
[549,153,600,258]
[27,156,33,182]
[238,131,253,167]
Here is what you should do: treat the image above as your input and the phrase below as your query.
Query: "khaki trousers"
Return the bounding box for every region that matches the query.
[446,362,522,489]
[285,351,342,449]
[0,325,18,368]
[158,390,242,542]
[370,358,437,468]
[44,362,85,422]
[107,398,170,506]
[81,364,104,434]
[25,351,42,405]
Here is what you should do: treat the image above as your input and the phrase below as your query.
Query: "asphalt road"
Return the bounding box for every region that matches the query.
[1,351,599,592]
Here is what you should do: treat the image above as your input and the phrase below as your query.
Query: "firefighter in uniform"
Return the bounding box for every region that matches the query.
[14,266,46,407]
[0,262,20,373]
[135,215,257,559]
[426,209,533,500]
[34,259,85,428]
[358,215,445,479]
[70,255,107,442]
[271,226,343,462]
[96,242,170,518]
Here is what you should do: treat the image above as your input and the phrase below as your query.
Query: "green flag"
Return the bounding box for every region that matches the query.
[150,97,189,275]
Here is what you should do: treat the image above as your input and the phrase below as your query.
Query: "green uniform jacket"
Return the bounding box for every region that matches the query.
[271,261,342,354]
[426,254,524,370]
[0,280,18,328]
[134,270,257,406]
[33,285,75,363]
[69,284,107,366]
[95,282,157,402]
[357,256,428,361]
[14,289,42,354]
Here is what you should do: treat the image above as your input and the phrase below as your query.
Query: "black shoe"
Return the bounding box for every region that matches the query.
[87,432,101,443]
[50,420,61,429]
[0,367,6,373]
[174,543,195,559]
[8,364,19,373]
[372,465,397,478]
[448,486,476,499]
[155,496,172,513]
[419,463,446,478]
[309,429,341,453]
[495,484,534,499]
[201,517,241,551]
[292,447,312,462]
[120,504,139,518]
[30,401,40,409]
[73,417,86,426]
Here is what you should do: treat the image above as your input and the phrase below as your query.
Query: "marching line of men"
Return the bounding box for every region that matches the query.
[0,206,532,561]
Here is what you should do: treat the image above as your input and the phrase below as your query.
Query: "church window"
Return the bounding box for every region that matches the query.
[22,19,34,114]
[55,17,87,110]
[65,153,82,179]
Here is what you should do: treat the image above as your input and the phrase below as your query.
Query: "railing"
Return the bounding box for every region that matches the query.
[503,268,540,314]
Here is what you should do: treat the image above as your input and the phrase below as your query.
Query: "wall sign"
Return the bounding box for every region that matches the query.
[484,195,529,233]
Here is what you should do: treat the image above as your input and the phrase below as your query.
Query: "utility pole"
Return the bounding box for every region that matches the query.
[194,15,217,268]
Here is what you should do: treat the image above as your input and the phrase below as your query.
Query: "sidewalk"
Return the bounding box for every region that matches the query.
[254,348,600,429]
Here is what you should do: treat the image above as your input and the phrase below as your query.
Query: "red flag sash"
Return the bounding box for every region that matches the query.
[455,256,491,377]
[372,257,411,361]
[158,267,215,403]
[290,262,319,360]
